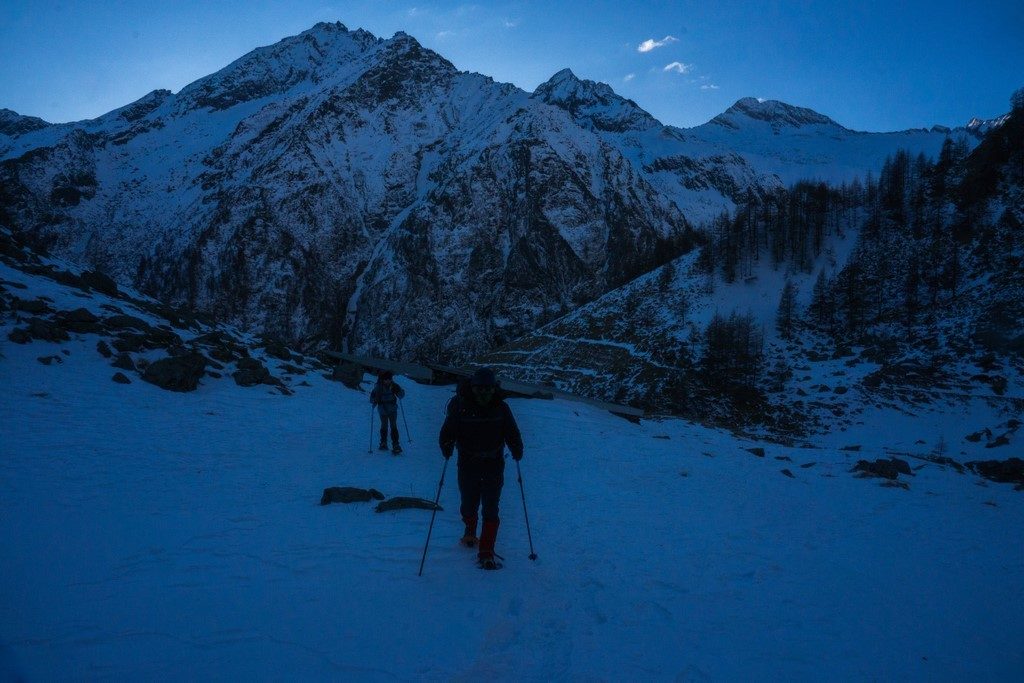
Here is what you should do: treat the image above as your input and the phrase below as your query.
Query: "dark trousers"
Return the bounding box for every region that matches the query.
[379,413,399,444]
[458,456,505,522]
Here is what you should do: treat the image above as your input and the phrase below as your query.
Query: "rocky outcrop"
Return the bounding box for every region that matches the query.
[966,458,1024,486]
[320,486,386,505]
[375,497,442,513]
[851,458,913,481]
[141,352,208,392]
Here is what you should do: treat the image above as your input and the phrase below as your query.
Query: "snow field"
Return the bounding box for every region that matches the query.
[1,326,1022,680]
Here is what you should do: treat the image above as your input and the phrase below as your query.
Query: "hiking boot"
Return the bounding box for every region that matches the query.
[478,519,499,559]
[378,441,388,451]
[392,444,403,455]
[461,516,478,547]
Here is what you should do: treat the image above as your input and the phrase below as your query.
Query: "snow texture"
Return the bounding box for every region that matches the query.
[1,258,1022,680]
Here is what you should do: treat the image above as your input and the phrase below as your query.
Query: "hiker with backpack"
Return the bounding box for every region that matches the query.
[438,367,523,569]
[370,370,405,454]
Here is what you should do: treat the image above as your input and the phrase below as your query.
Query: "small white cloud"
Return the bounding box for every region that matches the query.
[701,84,720,90]
[624,73,636,82]
[757,97,767,103]
[663,62,693,74]
[407,7,421,17]
[504,19,519,28]
[436,30,455,39]
[638,35,678,53]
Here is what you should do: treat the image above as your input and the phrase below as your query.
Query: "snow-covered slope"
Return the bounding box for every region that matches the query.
[483,107,1024,433]
[532,72,980,225]
[0,23,693,362]
[0,23,986,364]
[686,97,971,187]
[3,233,1023,680]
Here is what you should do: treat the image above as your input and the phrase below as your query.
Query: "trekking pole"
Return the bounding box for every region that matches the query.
[418,458,449,577]
[367,404,374,454]
[399,398,412,443]
[515,459,538,560]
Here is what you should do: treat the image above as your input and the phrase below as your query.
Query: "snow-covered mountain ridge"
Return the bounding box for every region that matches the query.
[0,22,989,365]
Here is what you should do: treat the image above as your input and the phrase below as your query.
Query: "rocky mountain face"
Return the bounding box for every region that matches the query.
[0,21,994,373]
[0,23,695,361]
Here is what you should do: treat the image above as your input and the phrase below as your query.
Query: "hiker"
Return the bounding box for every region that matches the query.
[370,370,405,453]
[438,367,523,569]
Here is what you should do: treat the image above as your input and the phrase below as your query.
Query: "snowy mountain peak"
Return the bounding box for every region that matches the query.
[966,113,1011,136]
[533,68,661,133]
[713,97,840,131]
[174,21,381,113]
[0,108,52,137]
[108,89,173,123]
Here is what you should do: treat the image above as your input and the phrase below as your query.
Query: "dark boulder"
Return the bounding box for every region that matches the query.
[375,497,443,513]
[80,270,119,296]
[141,352,207,392]
[112,352,136,371]
[966,428,992,443]
[96,340,113,358]
[208,345,238,363]
[112,334,147,353]
[8,327,31,344]
[58,307,102,333]
[966,458,1024,485]
[985,435,1011,449]
[851,458,912,480]
[12,297,50,314]
[103,314,151,332]
[27,317,70,342]
[112,372,131,384]
[320,487,386,505]
[262,339,294,361]
[745,447,766,457]
[233,357,271,387]
[146,326,182,347]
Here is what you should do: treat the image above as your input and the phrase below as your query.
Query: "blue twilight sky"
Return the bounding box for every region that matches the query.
[1,1,1021,131]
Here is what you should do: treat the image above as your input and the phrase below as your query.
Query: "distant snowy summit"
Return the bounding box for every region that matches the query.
[710,97,840,131]
[0,108,51,136]
[532,69,661,133]
[966,113,1011,137]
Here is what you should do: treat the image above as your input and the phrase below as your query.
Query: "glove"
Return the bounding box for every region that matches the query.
[442,449,453,460]
[512,451,523,462]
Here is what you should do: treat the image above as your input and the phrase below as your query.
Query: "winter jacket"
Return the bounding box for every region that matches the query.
[439,381,523,460]
[370,381,405,416]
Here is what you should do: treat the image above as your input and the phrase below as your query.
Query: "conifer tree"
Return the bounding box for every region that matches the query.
[776,279,797,339]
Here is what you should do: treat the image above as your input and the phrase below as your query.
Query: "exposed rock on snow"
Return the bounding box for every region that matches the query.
[375,497,442,513]
[57,308,102,334]
[966,458,1024,486]
[232,357,271,387]
[141,352,208,392]
[852,458,913,480]
[320,486,386,505]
